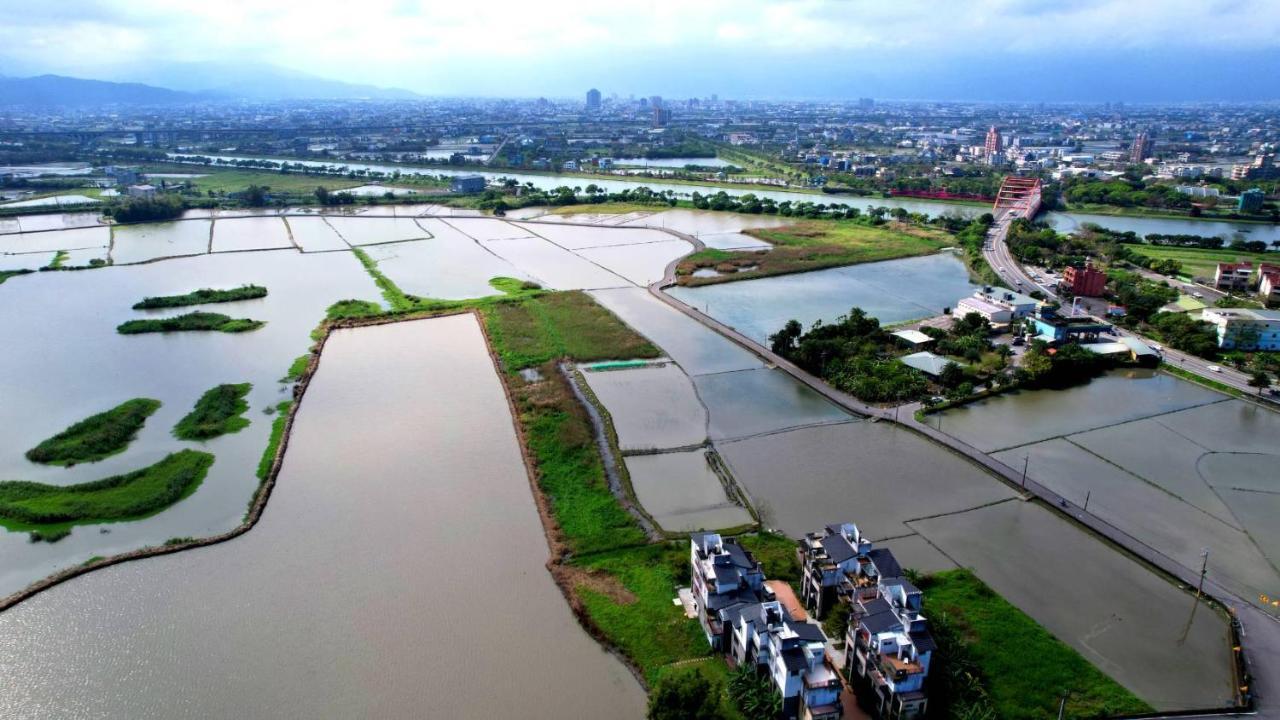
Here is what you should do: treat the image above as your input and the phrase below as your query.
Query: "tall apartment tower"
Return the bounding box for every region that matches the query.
[984,126,1003,156]
[586,88,601,111]
[1130,131,1153,163]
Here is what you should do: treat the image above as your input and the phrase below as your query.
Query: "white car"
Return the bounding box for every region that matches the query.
[1207,365,1222,373]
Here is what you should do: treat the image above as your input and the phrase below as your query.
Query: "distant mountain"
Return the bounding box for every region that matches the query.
[0,74,197,106]
[131,62,420,101]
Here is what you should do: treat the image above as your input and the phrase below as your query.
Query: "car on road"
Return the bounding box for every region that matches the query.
[1207,365,1222,373]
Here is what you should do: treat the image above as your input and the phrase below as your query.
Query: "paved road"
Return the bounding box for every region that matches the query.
[984,209,1276,405]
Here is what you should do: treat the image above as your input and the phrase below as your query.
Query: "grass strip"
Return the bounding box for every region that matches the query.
[117,311,265,334]
[0,450,214,531]
[256,401,292,481]
[25,398,161,466]
[1161,363,1245,399]
[174,383,252,440]
[132,285,267,309]
[919,568,1152,719]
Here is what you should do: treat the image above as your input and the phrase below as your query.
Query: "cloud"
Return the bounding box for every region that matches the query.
[0,0,1277,99]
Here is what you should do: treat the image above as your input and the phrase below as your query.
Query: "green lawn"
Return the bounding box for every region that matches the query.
[919,569,1152,719]
[548,202,669,216]
[676,218,952,286]
[0,450,214,533]
[117,311,266,334]
[1127,245,1272,280]
[173,383,252,440]
[25,398,161,466]
[172,167,363,195]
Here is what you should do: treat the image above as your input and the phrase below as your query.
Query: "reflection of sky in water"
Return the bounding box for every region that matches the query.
[670,252,980,344]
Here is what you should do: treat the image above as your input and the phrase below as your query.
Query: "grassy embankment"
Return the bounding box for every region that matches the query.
[173,383,252,440]
[159,166,364,195]
[1126,245,1273,280]
[132,285,267,309]
[675,218,952,286]
[920,569,1152,719]
[0,450,214,540]
[117,311,266,334]
[546,202,666,216]
[1065,202,1277,224]
[1161,364,1247,399]
[25,398,161,466]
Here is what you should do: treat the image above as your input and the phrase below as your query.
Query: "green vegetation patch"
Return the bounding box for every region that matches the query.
[0,269,34,285]
[1126,245,1271,281]
[174,383,252,440]
[117,311,266,334]
[0,450,214,531]
[574,543,710,682]
[25,398,162,466]
[256,401,292,481]
[677,218,951,286]
[132,284,267,310]
[919,569,1151,719]
[484,291,660,370]
[326,298,383,320]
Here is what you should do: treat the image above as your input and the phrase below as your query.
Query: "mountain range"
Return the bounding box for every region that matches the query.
[0,63,420,106]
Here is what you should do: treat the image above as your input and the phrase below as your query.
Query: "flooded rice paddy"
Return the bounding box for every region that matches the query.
[0,206,1248,711]
[910,501,1234,710]
[0,316,646,718]
[624,450,754,532]
[0,250,382,597]
[669,252,981,343]
[110,220,212,264]
[580,364,706,450]
[718,422,1015,540]
[937,373,1280,616]
[209,216,294,253]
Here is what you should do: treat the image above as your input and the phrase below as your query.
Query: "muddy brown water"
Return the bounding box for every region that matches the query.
[0,315,646,719]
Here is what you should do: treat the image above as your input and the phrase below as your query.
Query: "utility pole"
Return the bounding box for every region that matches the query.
[1196,548,1210,601]
[1084,490,1091,512]
[1021,454,1029,489]
[1057,693,1068,720]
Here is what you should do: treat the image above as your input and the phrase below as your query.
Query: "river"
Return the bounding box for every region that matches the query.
[172,153,1280,242]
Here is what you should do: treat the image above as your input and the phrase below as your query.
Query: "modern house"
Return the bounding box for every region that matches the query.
[798,524,933,720]
[691,533,842,720]
[799,523,902,619]
[1200,308,1280,350]
[690,532,766,650]
[1215,262,1255,292]
[846,579,936,720]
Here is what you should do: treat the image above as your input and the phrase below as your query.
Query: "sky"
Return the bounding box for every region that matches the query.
[1,0,1279,102]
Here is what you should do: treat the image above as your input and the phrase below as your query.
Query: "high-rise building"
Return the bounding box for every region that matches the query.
[858,97,874,109]
[1130,131,1153,163]
[585,88,601,111]
[984,126,1002,157]
[649,95,663,109]
[652,106,672,127]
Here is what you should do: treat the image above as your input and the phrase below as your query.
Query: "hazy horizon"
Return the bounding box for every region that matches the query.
[1,0,1279,102]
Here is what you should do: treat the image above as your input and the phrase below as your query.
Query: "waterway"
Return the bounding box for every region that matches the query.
[173,153,1280,241]
[0,315,646,719]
